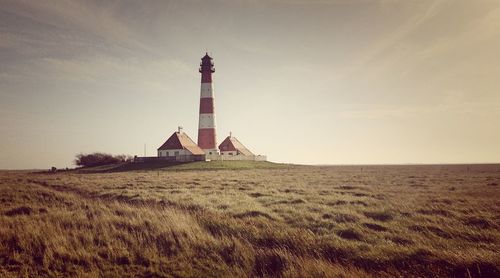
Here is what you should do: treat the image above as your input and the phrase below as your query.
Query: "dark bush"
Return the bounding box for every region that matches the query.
[74,153,131,167]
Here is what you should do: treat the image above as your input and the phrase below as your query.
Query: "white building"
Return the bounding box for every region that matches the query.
[157,128,205,161]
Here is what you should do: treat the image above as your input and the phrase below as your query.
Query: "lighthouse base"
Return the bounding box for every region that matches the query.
[202,149,219,156]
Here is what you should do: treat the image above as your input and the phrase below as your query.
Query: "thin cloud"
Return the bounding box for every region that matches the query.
[337,0,451,80]
[0,0,156,55]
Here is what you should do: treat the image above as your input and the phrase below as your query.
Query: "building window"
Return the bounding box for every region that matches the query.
[174,151,179,156]
[166,151,169,156]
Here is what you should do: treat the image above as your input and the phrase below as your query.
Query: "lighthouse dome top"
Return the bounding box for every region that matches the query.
[202,53,213,60]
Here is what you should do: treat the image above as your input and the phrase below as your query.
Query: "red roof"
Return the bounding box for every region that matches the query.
[158,132,205,155]
[218,135,254,156]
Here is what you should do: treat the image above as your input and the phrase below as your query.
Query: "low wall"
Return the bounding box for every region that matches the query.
[205,154,267,161]
[134,154,266,163]
[134,155,205,163]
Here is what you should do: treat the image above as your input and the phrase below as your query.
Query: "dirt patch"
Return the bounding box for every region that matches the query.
[334,213,359,223]
[336,228,363,241]
[234,211,274,220]
[337,185,362,190]
[289,199,306,204]
[364,211,394,222]
[463,217,496,229]
[326,200,347,206]
[253,252,287,277]
[248,192,266,198]
[388,236,413,246]
[217,204,229,210]
[5,206,33,216]
[409,225,451,239]
[363,223,387,232]
[350,201,368,206]
[426,226,451,238]
[417,209,452,217]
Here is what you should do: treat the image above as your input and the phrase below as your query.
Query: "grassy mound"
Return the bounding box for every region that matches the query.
[75,160,289,173]
[166,160,288,171]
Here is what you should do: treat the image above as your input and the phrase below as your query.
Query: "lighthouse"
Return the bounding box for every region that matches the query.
[151,53,266,162]
[197,53,218,155]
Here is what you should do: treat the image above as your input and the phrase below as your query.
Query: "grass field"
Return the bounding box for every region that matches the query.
[0,162,499,277]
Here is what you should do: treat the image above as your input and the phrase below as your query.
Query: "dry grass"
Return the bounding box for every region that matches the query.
[0,163,499,277]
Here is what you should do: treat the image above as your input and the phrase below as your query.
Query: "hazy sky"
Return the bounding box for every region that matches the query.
[1,0,500,169]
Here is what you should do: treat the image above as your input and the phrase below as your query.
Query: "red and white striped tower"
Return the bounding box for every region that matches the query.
[197,53,218,155]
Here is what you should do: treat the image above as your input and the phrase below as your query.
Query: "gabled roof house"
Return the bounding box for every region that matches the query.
[218,134,254,156]
[158,128,205,157]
